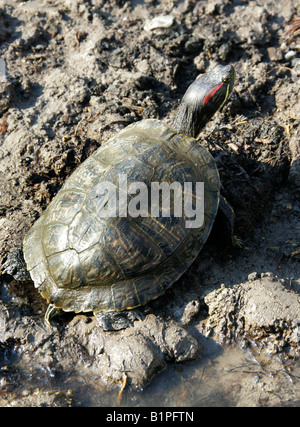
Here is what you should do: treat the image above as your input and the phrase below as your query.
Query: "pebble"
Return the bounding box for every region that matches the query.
[248,272,259,281]
[144,15,174,31]
[285,50,296,61]
[227,142,239,152]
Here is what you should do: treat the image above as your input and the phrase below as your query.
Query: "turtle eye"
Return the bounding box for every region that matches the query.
[223,74,231,82]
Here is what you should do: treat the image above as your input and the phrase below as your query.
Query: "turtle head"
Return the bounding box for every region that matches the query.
[172,64,235,138]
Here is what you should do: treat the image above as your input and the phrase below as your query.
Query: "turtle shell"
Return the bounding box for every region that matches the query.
[23,119,220,313]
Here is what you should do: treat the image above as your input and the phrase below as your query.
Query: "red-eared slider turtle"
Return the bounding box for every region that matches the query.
[3,65,235,330]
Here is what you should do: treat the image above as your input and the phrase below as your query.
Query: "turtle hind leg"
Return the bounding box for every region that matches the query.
[212,195,243,248]
[94,309,144,331]
[217,195,243,248]
[2,247,30,281]
[44,303,64,327]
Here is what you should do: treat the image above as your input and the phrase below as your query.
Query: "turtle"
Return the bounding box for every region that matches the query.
[3,64,235,330]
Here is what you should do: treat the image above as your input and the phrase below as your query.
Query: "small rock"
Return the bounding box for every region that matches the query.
[164,323,199,362]
[267,47,283,61]
[228,142,239,152]
[248,272,259,281]
[144,15,174,31]
[285,50,296,61]
[181,300,200,324]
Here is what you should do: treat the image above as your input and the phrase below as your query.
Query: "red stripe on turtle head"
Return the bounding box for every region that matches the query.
[203,82,223,106]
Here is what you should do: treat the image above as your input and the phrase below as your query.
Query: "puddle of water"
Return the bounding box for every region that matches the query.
[1,323,299,407]
[16,341,296,407]
[115,345,300,407]
[2,281,299,406]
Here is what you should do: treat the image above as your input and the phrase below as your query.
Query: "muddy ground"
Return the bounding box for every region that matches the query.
[0,0,299,407]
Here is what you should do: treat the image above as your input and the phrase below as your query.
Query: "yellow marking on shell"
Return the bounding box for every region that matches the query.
[111,223,130,253]
[146,213,182,242]
[153,274,165,292]
[132,280,142,306]
[98,241,127,281]
[167,160,186,170]
[129,219,165,259]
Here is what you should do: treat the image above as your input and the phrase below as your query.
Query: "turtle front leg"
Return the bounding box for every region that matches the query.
[94,309,144,331]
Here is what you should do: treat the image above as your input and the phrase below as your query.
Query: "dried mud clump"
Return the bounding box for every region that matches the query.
[204,274,300,356]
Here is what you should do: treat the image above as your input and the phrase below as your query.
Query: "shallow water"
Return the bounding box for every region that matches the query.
[3,339,298,407]
[100,344,300,408]
[1,306,299,407]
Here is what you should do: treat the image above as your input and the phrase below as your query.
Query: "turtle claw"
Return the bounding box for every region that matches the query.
[232,235,244,248]
[218,195,244,247]
[94,309,144,331]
